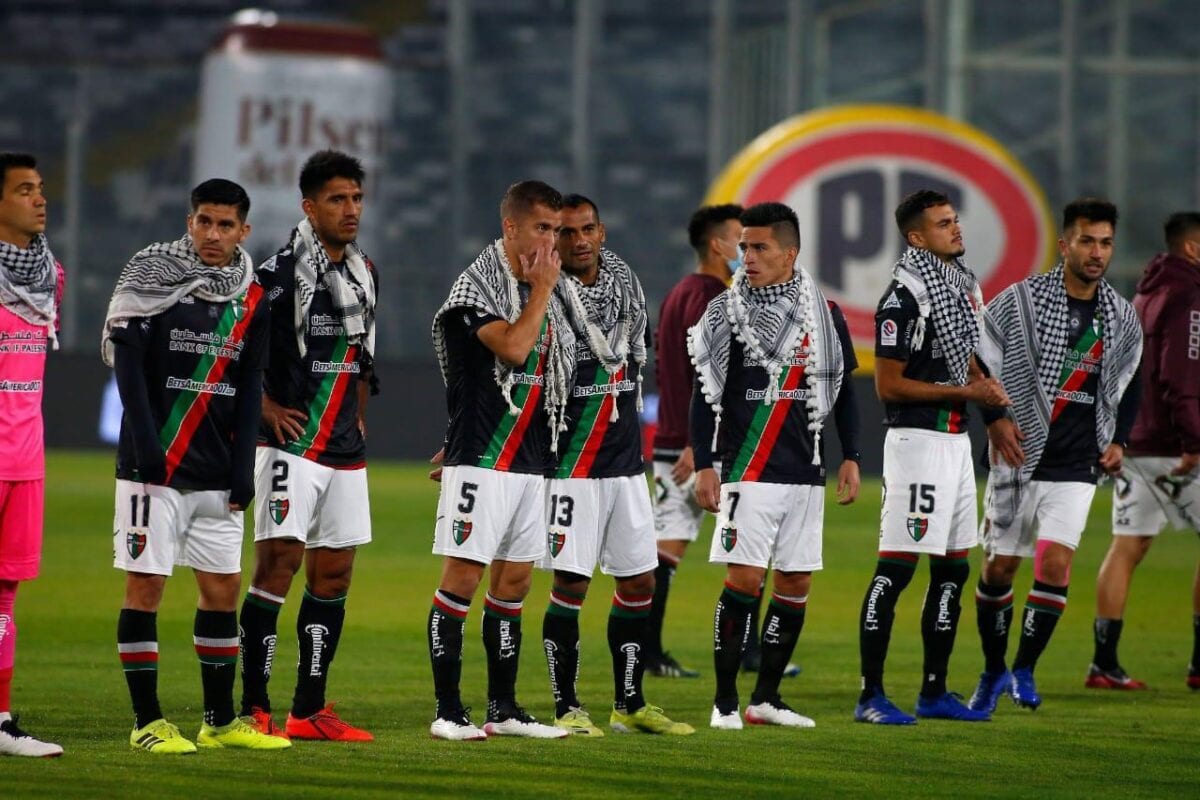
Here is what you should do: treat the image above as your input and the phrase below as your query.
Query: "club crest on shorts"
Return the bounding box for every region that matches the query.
[548,529,566,558]
[452,517,473,545]
[127,531,147,559]
[906,516,929,542]
[720,525,738,552]
[269,495,290,525]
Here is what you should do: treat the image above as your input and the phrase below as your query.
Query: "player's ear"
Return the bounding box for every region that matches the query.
[1057,236,1068,260]
[301,196,315,221]
[598,221,606,244]
[238,222,251,244]
[501,215,517,240]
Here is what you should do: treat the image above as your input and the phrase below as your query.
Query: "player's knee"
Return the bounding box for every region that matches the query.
[553,571,591,599]
[983,555,1020,585]
[123,572,166,611]
[196,571,241,611]
[252,540,303,593]
[724,565,766,597]
[617,571,654,597]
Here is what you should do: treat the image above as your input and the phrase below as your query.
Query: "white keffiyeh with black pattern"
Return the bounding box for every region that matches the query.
[432,239,576,450]
[101,234,252,366]
[893,246,983,386]
[688,266,843,465]
[0,233,58,348]
[978,265,1142,527]
[557,247,648,421]
[288,218,375,362]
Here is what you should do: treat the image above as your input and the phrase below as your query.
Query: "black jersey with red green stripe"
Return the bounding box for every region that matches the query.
[717,303,855,485]
[875,281,969,433]
[554,353,643,479]
[1033,295,1103,483]
[114,283,269,490]
[441,297,554,475]
[255,250,376,468]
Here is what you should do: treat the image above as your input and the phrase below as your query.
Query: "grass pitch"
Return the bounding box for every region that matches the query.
[4,451,1197,797]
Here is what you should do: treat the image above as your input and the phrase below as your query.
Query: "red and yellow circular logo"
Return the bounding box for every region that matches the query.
[706,105,1055,366]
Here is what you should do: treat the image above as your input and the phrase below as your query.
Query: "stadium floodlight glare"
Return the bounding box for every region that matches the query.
[231,8,279,27]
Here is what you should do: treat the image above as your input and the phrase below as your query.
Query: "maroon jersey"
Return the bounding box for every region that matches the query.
[652,273,726,456]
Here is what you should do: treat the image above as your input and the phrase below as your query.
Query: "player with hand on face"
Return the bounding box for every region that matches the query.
[427,181,575,741]
[105,179,282,754]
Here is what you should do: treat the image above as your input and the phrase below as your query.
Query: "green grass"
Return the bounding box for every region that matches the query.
[4,451,1197,797]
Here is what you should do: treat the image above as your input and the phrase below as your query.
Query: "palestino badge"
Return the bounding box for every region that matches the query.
[127,531,147,559]
[452,517,473,546]
[549,529,566,558]
[269,494,290,525]
[907,516,929,542]
[705,105,1054,372]
[720,525,738,552]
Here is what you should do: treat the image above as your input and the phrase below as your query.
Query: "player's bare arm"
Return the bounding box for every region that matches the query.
[694,467,720,513]
[671,445,695,484]
[1172,452,1200,476]
[262,392,307,443]
[428,447,444,482]
[476,241,560,365]
[987,416,1026,467]
[1099,442,1125,474]
[875,355,1010,407]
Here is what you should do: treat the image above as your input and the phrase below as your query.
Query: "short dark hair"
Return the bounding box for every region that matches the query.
[190,178,251,221]
[0,153,37,199]
[895,190,951,235]
[1165,211,1200,249]
[687,203,743,257]
[562,193,600,220]
[500,180,563,221]
[299,150,365,199]
[740,202,800,249]
[1062,197,1118,232]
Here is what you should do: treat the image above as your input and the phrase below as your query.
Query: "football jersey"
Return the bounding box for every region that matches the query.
[256,250,376,469]
[1033,295,1103,483]
[114,283,269,490]
[875,281,969,433]
[441,289,555,475]
[554,354,644,479]
[717,302,856,485]
[653,273,727,456]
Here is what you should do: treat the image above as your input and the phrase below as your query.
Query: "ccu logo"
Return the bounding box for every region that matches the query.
[706,105,1055,365]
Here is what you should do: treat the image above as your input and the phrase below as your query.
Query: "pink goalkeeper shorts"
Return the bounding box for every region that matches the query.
[0,480,43,581]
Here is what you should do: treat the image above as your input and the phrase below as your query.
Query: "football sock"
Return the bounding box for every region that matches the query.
[1012,580,1068,672]
[1192,614,1200,671]
[292,587,346,719]
[975,579,1014,674]
[429,589,470,718]
[609,590,652,713]
[858,553,917,702]
[543,586,584,717]
[713,582,756,712]
[1092,617,1123,671]
[646,552,678,660]
[920,551,969,698]
[744,577,766,661]
[751,592,806,705]
[117,608,162,728]
[194,609,238,727]
[239,585,284,715]
[0,581,15,713]
[483,594,523,712]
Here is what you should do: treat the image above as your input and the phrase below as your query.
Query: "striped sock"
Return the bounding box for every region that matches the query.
[751,592,807,704]
[118,608,162,728]
[1013,580,1068,672]
[239,586,285,715]
[858,553,917,701]
[609,591,652,712]
[430,590,470,717]
[544,587,585,717]
[195,609,238,727]
[975,579,1014,674]
[483,594,523,708]
[714,582,758,711]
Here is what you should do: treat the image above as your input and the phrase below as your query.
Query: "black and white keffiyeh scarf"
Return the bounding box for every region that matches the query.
[289,218,375,362]
[0,233,58,348]
[893,246,983,385]
[101,234,252,365]
[432,239,576,450]
[687,266,844,465]
[978,264,1143,526]
[557,247,648,422]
